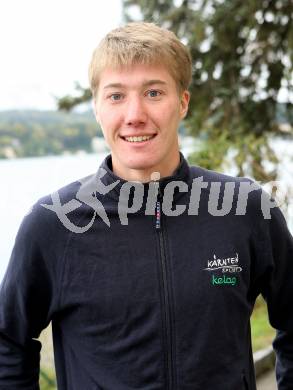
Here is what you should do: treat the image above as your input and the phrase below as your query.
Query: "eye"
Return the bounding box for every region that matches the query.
[109,93,123,101]
[146,90,162,98]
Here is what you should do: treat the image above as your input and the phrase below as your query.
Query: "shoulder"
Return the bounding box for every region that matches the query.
[38,172,95,207]
[19,172,97,240]
[188,164,275,222]
[189,164,252,185]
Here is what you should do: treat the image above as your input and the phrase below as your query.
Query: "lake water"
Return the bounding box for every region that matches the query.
[0,143,292,282]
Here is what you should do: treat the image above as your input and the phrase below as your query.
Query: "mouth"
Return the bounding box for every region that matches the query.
[121,134,156,143]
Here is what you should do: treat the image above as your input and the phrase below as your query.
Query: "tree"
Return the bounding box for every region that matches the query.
[58,0,293,182]
[123,0,292,181]
[57,82,92,112]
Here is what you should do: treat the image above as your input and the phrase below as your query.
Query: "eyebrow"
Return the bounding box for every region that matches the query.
[103,80,167,89]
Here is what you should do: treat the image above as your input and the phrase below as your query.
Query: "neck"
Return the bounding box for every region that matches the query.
[111,153,181,183]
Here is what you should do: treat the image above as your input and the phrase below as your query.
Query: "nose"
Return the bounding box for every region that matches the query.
[124,95,147,127]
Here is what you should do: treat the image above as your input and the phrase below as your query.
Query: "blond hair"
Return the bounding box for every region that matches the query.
[88,22,192,97]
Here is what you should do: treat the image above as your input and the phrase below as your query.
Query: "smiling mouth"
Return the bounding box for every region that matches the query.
[122,135,156,143]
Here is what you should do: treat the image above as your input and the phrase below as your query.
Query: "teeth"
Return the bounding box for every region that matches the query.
[125,135,153,142]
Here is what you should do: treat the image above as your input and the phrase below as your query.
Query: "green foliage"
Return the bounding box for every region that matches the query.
[57,82,92,111]
[251,296,276,352]
[0,110,101,158]
[39,368,57,390]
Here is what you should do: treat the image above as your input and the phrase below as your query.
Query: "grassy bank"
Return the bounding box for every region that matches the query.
[251,296,276,351]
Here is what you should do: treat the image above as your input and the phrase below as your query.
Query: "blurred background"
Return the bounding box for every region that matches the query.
[0,0,292,389]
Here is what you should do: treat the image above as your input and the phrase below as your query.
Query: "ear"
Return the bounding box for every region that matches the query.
[92,99,100,124]
[179,90,190,119]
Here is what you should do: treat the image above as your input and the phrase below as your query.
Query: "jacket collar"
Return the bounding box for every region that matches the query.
[98,152,193,203]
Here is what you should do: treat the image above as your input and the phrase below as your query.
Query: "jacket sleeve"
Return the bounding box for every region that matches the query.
[0,206,58,389]
[258,206,293,389]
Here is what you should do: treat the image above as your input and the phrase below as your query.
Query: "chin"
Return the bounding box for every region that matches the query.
[126,160,159,171]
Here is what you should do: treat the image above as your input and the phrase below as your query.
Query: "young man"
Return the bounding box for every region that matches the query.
[0,22,292,390]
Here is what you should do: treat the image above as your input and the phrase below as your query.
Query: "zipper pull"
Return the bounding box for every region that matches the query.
[155,200,161,230]
[155,186,163,230]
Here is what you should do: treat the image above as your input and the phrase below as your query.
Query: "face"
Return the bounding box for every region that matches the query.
[94,64,190,182]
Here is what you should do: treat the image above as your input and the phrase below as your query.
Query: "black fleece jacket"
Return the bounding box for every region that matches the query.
[0,154,292,389]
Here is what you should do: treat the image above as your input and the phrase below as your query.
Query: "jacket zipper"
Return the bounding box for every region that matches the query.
[155,188,174,389]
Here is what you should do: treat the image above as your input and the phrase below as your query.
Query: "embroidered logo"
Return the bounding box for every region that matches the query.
[203,253,242,286]
[211,275,237,286]
[204,253,242,273]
